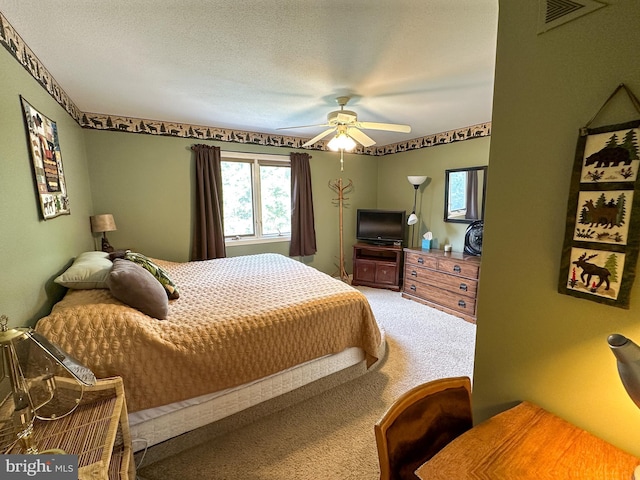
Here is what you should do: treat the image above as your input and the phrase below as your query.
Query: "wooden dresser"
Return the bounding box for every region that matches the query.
[402,248,480,323]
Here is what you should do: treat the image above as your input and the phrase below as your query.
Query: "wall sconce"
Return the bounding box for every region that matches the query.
[90,214,117,253]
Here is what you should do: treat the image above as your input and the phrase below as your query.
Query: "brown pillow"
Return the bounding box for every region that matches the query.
[107,259,169,319]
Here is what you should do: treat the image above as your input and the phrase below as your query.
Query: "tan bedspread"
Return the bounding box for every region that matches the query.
[36,254,382,413]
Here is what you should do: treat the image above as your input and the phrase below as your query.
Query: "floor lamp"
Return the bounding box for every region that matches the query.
[407,176,428,247]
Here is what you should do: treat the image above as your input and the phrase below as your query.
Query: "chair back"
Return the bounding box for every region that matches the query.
[374,376,472,480]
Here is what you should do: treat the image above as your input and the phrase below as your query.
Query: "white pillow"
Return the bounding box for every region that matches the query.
[54,251,112,289]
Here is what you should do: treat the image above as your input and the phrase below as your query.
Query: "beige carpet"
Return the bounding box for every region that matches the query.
[136,286,476,480]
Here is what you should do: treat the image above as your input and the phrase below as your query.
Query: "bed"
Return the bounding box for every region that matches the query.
[35,252,384,450]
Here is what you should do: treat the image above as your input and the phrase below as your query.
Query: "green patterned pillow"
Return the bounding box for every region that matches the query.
[123,252,180,299]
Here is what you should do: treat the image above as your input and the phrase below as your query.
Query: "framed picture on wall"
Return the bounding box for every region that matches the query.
[20,96,70,219]
[558,119,640,308]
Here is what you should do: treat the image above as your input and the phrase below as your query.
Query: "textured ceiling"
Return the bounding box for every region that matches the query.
[1,1,498,147]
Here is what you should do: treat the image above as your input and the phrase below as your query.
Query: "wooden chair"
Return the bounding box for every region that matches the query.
[374,376,473,480]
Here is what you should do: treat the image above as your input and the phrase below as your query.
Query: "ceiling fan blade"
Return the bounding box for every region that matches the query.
[347,127,376,147]
[277,123,330,130]
[302,127,336,147]
[357,121,412,133]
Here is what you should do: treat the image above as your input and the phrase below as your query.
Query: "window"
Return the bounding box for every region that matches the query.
[447,170,468,218]
[221,152,291,244]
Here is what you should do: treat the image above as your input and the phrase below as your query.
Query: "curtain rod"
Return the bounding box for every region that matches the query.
[190,144,311,158]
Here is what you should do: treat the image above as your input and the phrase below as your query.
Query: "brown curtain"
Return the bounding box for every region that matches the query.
[465,170,479,219]
[191,144,226,260]
[289,152,317,257]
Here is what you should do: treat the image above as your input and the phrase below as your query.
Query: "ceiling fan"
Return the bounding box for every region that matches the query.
[279,96,412,150]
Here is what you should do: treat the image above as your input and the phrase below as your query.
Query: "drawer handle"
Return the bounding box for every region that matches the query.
[411,270,418,277]
[453,265,462,273]
[410,285,417,292]
[458,300,467,308]
[418,258,424,264]
[459,283,468,292]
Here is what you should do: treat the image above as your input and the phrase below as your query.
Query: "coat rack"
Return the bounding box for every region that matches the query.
[328,178,354,282]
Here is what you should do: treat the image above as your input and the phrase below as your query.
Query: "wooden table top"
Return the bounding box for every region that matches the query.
[415,401,639,479]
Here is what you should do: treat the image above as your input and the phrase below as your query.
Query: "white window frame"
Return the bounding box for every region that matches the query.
[221,151,291,246]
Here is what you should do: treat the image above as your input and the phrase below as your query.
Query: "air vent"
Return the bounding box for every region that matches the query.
[538,0,606,33]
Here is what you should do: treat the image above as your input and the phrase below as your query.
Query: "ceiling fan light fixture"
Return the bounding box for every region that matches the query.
[328,132,357,152]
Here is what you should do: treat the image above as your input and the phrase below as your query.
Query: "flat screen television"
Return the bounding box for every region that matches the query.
[356,209,406,245]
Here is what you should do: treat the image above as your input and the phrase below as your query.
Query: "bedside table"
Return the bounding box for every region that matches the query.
[4,377,134,479]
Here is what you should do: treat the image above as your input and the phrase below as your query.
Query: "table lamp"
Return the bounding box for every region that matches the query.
[0,315,96,454]
[90,214,117,252]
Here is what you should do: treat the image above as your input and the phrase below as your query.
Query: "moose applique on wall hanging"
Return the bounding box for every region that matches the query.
[558,85,640,308]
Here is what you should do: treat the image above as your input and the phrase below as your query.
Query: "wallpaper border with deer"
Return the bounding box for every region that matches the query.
[558,119,640,309]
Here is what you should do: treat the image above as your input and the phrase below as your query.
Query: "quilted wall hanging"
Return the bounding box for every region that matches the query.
[20,96,70,220]
[558,84,640,308]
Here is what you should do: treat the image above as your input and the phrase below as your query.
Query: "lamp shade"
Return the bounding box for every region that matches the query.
[407,213,418,225]
[407,175,428,186]
[328,132,357,152]
[90,214,117,233]
[608,334,640,408]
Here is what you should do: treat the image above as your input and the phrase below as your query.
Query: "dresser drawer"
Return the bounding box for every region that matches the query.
[437,257,480,279]
[405,265,478,298]
[404,281,477,316]
[402,248,480,323]
[404,251,438,269]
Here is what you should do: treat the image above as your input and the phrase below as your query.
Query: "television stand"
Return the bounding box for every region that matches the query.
[352,243,403,291]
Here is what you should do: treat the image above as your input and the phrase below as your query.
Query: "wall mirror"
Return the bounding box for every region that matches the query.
[444,166,487,223]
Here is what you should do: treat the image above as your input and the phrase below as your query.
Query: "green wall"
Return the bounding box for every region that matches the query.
[473,0,640,455]
[83,130,490,274]
[83,130,380,274]
[0,47,94,328]
[377,137,490,250]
